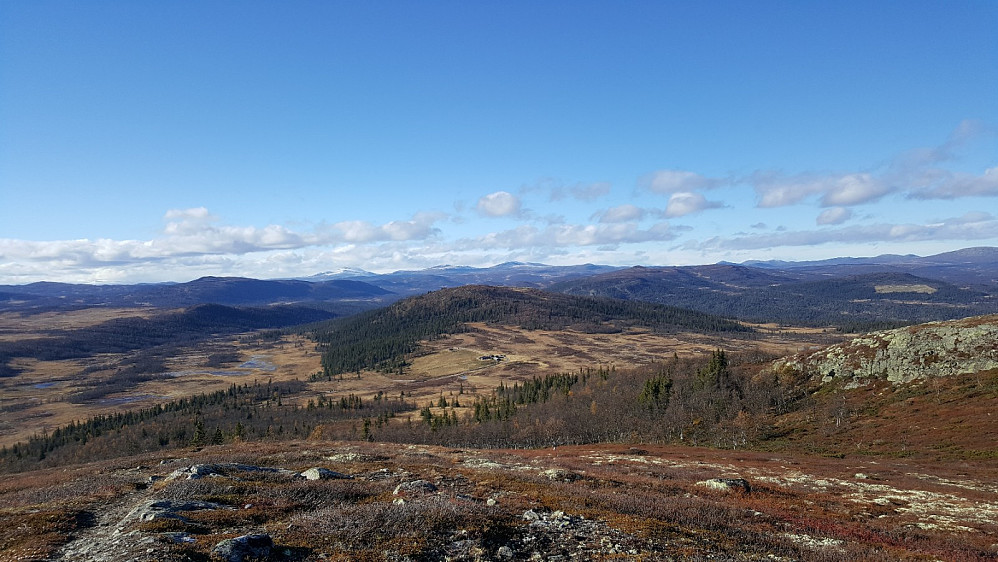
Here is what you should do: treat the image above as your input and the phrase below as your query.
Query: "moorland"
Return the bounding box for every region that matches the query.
[1,248,997,561]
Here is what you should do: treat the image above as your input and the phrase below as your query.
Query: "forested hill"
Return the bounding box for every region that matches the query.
[313,285,750,376]
[550,266,997,329]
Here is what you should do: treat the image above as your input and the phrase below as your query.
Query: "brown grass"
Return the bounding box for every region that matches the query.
[0,310,852,448]
[1,440,995,561]
[0,332,322,447]
[0,308,158,337]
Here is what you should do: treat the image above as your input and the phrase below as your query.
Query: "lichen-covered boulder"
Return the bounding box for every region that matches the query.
[696,478,751,494]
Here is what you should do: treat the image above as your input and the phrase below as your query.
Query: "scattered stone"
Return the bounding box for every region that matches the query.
[393,479,438,496]
[696,478,751,494]
[486,497,497,506]
[522,509,540,521]
[541,468,580,482]
[855,473,869,479]
[301,467,352,480]
[325,452,388,463]
[783,532,845,551]
[497,545,514,559]
[211,533,273,562]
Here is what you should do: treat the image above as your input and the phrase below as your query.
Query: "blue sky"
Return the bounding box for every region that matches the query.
[2,1,996,283]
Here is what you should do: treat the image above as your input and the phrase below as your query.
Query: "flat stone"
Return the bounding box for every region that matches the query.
[301,467,352,480]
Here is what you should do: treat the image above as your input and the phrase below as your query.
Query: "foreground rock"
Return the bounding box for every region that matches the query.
[394,479,438,496]
[211,533,273,562]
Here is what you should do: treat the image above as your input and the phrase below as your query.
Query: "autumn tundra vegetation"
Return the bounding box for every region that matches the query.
[1,259,997,560]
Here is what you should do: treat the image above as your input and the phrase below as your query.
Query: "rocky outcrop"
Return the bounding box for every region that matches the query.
[165,463,299,481]
[125,499,228,523]
[773,315,998,386]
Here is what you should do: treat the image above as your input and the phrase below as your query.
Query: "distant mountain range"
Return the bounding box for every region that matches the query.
[551,267,996,329]
[2,248,996,328]
[0,277,390,311]
[301,262,621,296]
[738,246,998,285]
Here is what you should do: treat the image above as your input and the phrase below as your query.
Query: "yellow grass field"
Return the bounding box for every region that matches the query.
[0,313,844,448]
[0,332,323,447]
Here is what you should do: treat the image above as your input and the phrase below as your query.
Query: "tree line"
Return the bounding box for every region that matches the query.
[3,348,830,474]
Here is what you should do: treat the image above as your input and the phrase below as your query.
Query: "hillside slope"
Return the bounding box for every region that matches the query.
[762,315,998,460]
[313,285,751,375]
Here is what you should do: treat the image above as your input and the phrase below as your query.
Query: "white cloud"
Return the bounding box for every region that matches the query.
[645,170,721,194]
[664,192,723,217]
[751,171,827,207]
[465,221,677,250]
[329,221,380,243]
[820,173,890,206]
[908,167,998,200]
[0,209,446,282]
[892,120,991,171]
[594,204,646,223]
[752,171,891,208]
[476,191,522,217]
[321,212,444,244]
[748,121,997,207]
[686,212,998,251]
[164,207,213,221]
[816,207,852,225]
[163,207,219,235]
